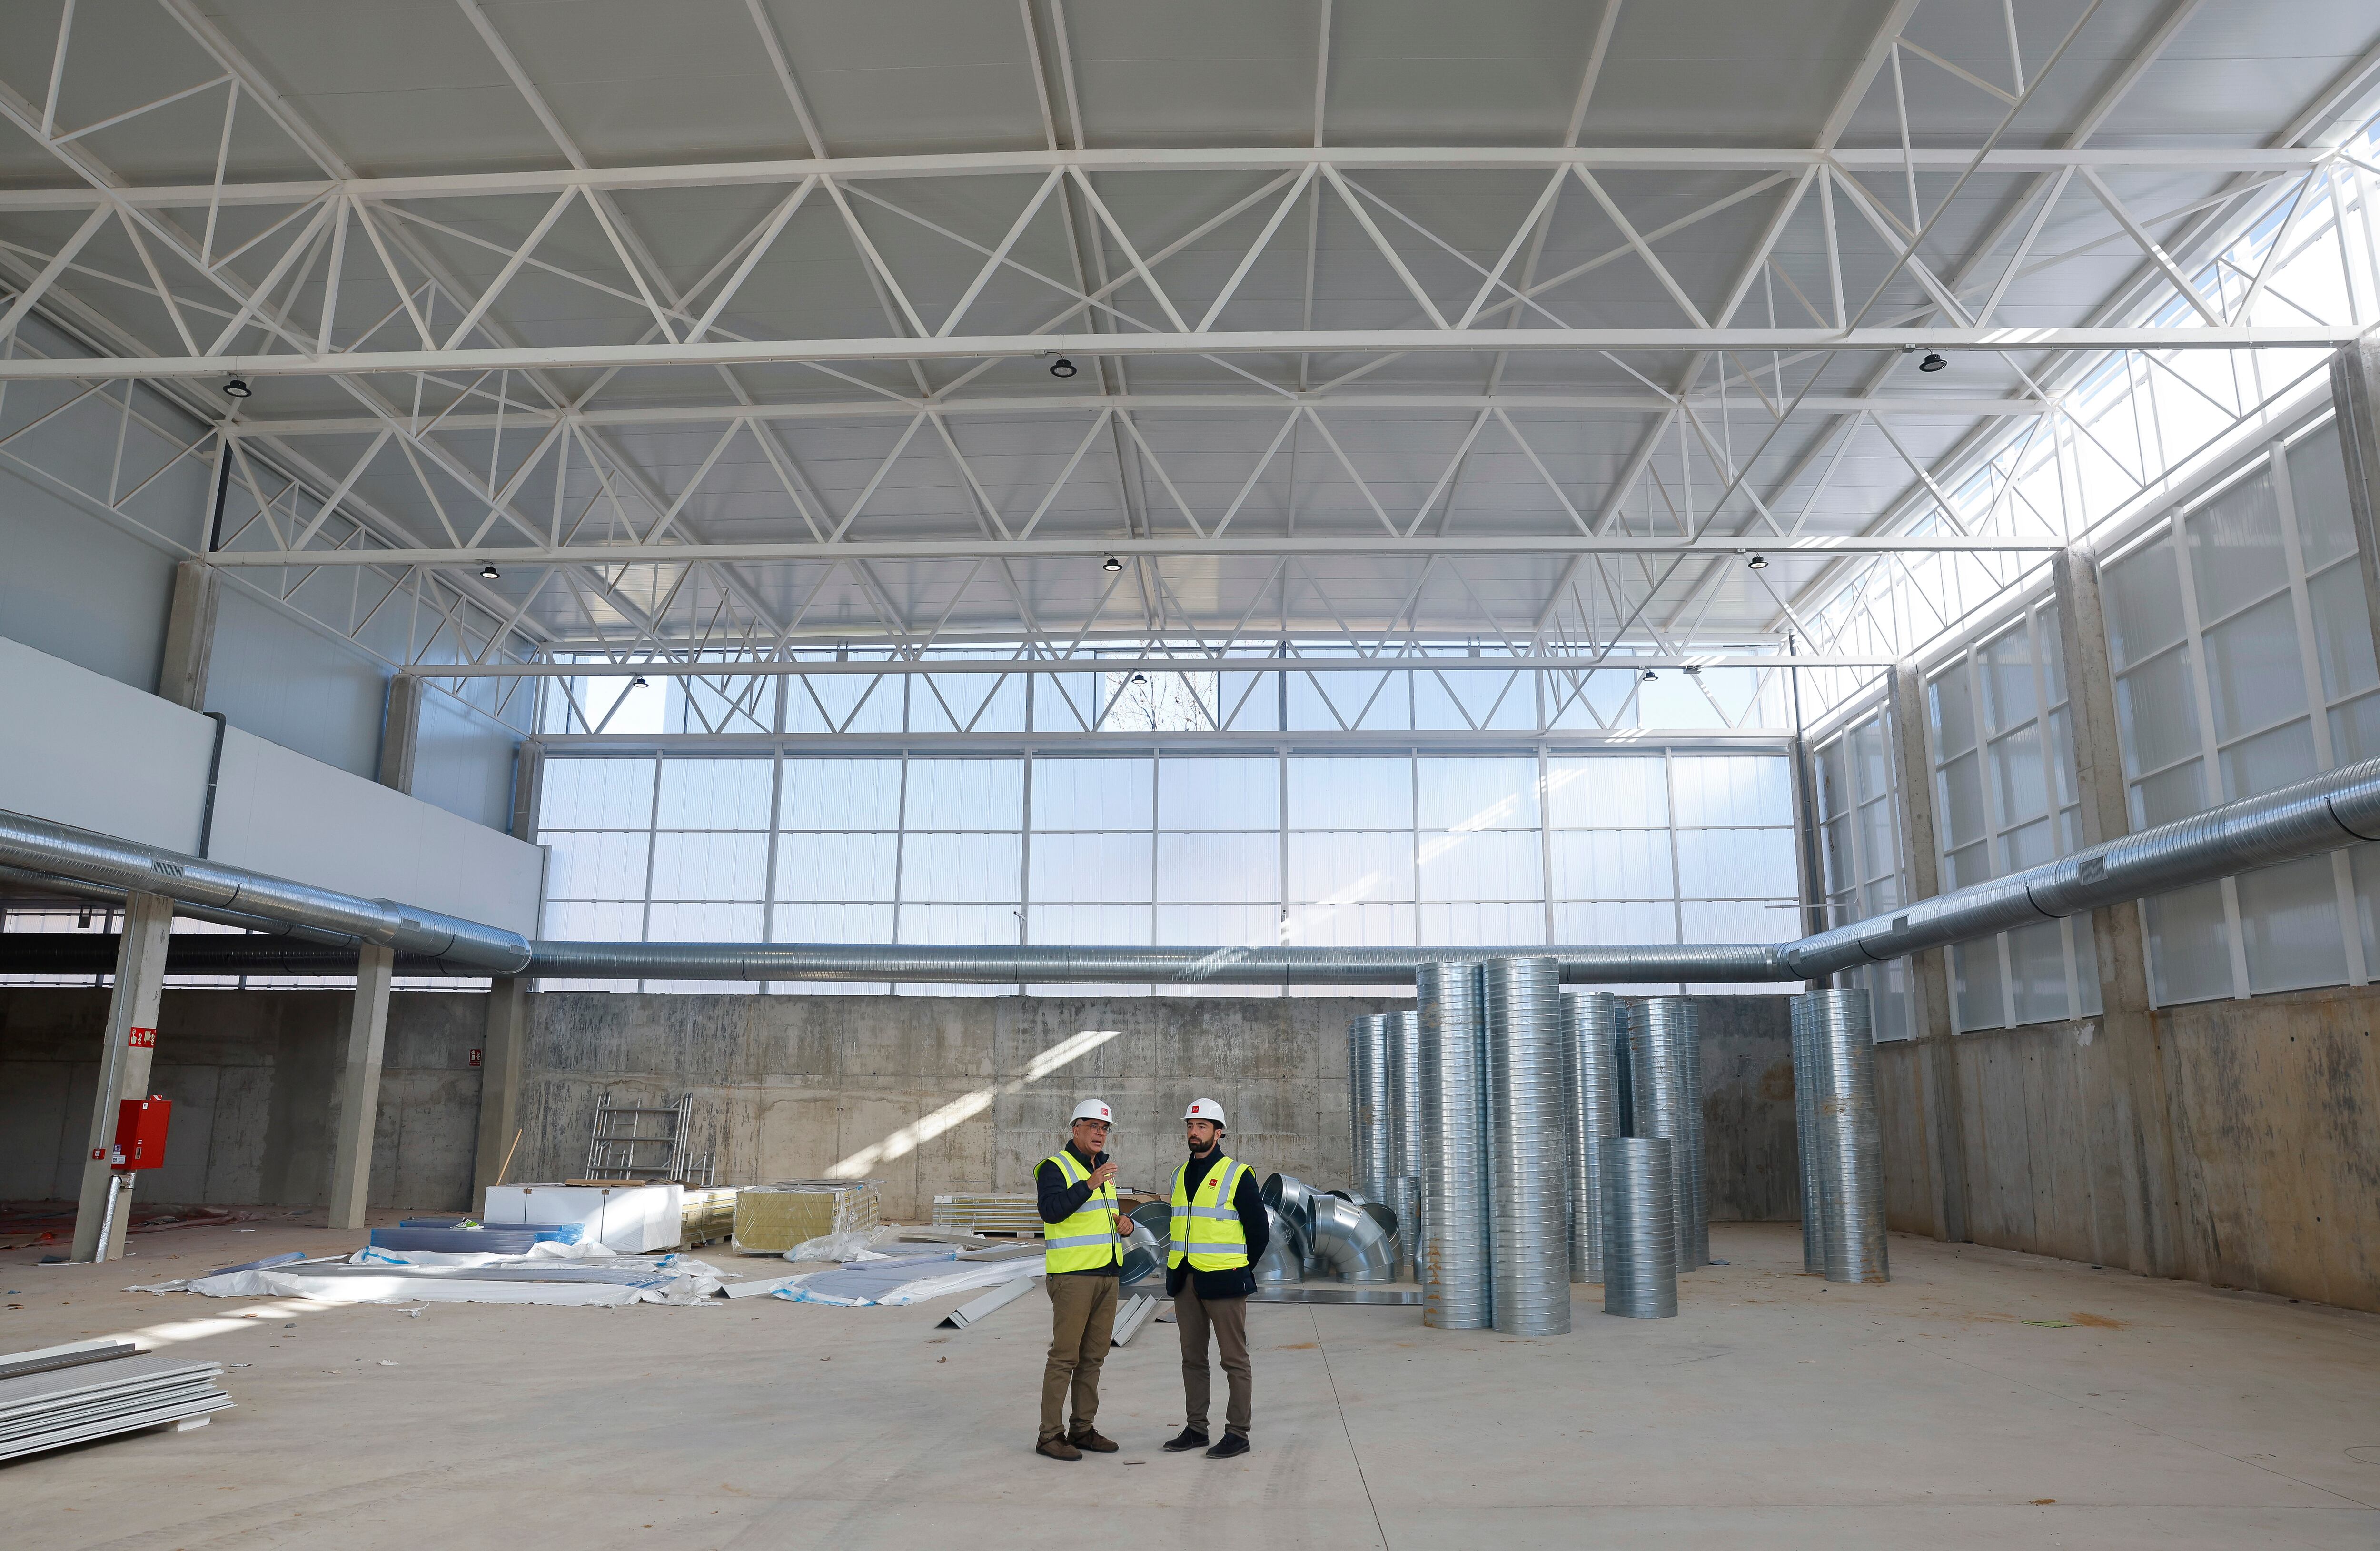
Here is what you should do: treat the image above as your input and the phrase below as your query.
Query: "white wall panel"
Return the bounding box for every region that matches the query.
[0,635,211,851]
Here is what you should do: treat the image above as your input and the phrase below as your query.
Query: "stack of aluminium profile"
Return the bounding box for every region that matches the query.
[1559,991,1624,1283]
[1795,987,1889,1283]
[0,1341,232,1461]
[1387,1007,1425,1283]
[1417,962,1490,1330]
[1482,957,1569,1337]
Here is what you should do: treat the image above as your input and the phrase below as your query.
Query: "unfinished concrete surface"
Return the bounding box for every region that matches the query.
[2,1221,2372,1548]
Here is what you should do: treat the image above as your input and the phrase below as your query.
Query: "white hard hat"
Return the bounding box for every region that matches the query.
[1070,1098,1114,1125]
[1183,1098,1228,1128]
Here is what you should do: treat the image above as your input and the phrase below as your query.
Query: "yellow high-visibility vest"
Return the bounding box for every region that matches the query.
[1042,1149,1122,1273]
[1167,1153,1250,1272]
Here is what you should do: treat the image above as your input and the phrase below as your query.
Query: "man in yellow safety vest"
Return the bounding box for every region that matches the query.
[1032,1097,1129,1459]
[1162,1097,1268,1460]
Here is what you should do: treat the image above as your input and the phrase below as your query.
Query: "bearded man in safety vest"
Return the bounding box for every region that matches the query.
[1032,1097,1130,1460]
[1163,1098,1269,1460]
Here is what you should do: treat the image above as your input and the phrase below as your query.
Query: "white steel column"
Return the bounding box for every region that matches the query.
[2332,338,2380,687]
[327,942,397,1231]
[70,890,173,1263]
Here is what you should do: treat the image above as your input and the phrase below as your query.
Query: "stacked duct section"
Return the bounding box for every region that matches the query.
[1624,997,1707,1270]
[1387,1008,1425,1283]
[1483,958,1569,1337]
[1354,1014,1393,1200]
[1794,987,1889,1283]
[1417,962,1490,1330]
[1600,1137,1678,1317]
[1559,992,1624,1283]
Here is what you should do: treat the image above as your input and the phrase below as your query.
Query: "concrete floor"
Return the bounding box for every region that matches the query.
[4,1219,2376,1549]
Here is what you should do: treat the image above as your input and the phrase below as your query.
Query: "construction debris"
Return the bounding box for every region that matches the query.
[769,1253,1040,1308]
[131,1242,726,1307]
[1111,1294,1160,1346]
[1,1340,231,1462]
[935,1275,1041,1330]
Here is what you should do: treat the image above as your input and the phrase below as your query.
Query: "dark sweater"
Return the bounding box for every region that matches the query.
[1034,1142,1120,1278]
[1163,1148,1270,1301]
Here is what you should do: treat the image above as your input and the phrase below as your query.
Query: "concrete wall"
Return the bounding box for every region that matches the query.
[2,988,1802,1227]
[1875,982,2380,1313]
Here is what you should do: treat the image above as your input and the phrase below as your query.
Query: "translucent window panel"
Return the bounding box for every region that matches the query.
[1417,758,1541,830]
[1549,829,1673,900]
[647,901,764,940]
[654,758,772,829]
[1156,832,1279,903]
[649,833,769,900]
[2102,540,2185,669]
[2217,718,2317,802]
[1418,829,1544,902]
[899,832,1022,902]
[772,901,894,944]
[543,899,645,939]
[1950,939,2006,1030]
[1031,904,1154,945]
[1029,832,1153,904]
[675,675,773,736]
[1816,740,1851,820]
[1545,756,1667,828]
[776,833,898,903]
[908,673,1026,735]
[1287,832,1417,903]
[2201,593,2310,743]
[1288,669,1410,731]
[1978,624,2039,732]
[540,758,655,829]
[1031,758,1152,831]
[1987,725,2050,828]
[902,759,1024,830]
[1674,828,1795,899]
[1930,662,1977,758]
[1678,899,1800,942]
[1419,902,1546,945]
[2039,611,2068,709]
[1283,901,1414,947]
[2114,650,2202,776]
[1215,672,1280,733]
[1937,750,1987,850]
[1819,816,1855,897]
[1031,672,1102,732]
[1552,900,1677,943]
[1158,757,1279,830]
[2333,691,2380,765]
[2132,758,2207,828]
[1634,674,1728,728]
[1413,668,1537,732]
[1850,720,1894,803]
[1156,903,1280,947]
[1672,756,1792,827]
[1944,839,1994,890]
[2237,855,2349,994]
[2351,845,2380,973]
[2183,471,2287,625]
[2001,816,2057,872]
[2305,562,2380,704]
[2006,919,2073,1025]
[2048,707,2078,809]
[543,832,651,898]
[785,672,902,736]
[1856,798,1899,891]
[780,758,903,831]
[895,903,1019,944]
[2288,425,2354,570]
[2144,883,2235,1004]
[1287,758,1412,830]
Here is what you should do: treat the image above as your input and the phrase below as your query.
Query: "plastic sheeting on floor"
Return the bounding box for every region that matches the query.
[770,1253,1041,1307]
[129,1240,729,1307]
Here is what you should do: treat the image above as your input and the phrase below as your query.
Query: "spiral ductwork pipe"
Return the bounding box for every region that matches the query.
[1625,998,1703,1273]
[1418,961,1490,1330]
[1600,1136,1678,1319]
[1801,987,1889,1283]
[1355,1014,1392,1198]
[1388,1008,1425,1280]
[1560,991,1624,1284]
[1305,1192,1398,1283]
[1484,957,1569,1337]
[1789,994,1823,1275]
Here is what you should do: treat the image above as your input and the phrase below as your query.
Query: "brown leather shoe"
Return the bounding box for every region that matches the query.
[1037,1437,1082,1461]
[1067,1424,1120,1453]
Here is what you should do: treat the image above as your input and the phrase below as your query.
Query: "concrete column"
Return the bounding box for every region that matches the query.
[71,891,174,1263]
[376,675,424,794]
[509,737,545,843]
[2330,339,2380,643]
[326,943,397,1231]
[2051,546,2190,1279]
[1886,660,1970,1243]
[158,560,218,711]
[470,976,531,1208]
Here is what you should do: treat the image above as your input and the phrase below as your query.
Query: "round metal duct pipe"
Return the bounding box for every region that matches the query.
[1625,997,1704,1272]
[1418,961,1490,1330]
[1801,987,1889,1283]
[1789,994,1824,1275]
[1560,991,1624,1284]
[1483,957,1569,1337]
[1261,1173,1321,1276]
[1387,1007,1425,1281]
[1305,1192,1398,1283]
[1253,1207,1305,1285]
[1353,1014,1392,1199]
[1600,1136,1678,1319]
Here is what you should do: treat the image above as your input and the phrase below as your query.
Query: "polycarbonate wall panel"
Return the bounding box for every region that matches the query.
[534,747,1805,995]
[1811,705,1914,1041]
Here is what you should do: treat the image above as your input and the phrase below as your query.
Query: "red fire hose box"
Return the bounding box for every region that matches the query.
[112,1096,171,1171]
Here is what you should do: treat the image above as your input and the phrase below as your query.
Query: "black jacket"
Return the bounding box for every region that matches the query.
[1035,1142,1120,1278]
[1163,1148,1270,1301]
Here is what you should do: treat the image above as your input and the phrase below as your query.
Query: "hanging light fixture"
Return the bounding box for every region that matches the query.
[1102,555,1122,572]
[1746,553,1768,570]
[630,675,650,689]
[1642,669,1658,683]
[1918,352,1948,373]
[1050,357,1077,378]
[221,377,253,398]
[479,563,502,580]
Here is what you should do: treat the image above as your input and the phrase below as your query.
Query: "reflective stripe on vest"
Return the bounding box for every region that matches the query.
[1042,1149,1122,1274]
[1167,1155,1250,1272]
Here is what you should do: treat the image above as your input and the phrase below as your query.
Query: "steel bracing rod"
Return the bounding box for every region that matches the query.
[414,651,1894,680]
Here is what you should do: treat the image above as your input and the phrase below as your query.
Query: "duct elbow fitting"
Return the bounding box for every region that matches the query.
[1305,1192,1398,1283]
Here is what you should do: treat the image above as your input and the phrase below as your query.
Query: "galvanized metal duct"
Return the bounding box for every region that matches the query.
[1625,998,1704,1273]
[1784,753,2380,978]
[1798,987,1889,1283]
[1304,1191,1398,1284]
[0,808,531,973]
[1484,957,1569,1337]
[1253,1206,1305,1285]
[1418,961,1490,1330]
[1344,1022,1362,1192]
[0,864,362,947]
[1356,1014,1392,1199]
[1560,991,1624,1284]
[1387,1007,1425,1283]
[1789,995,1823,1275]
[1600,1136,1678,1319]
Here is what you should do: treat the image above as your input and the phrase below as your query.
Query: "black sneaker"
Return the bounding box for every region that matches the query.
[1204,1432,1250,1459]
[1161,1426,1209,1453]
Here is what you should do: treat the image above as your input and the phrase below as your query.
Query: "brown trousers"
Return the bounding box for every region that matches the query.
[1040,1273,1118,1442]
[1175,1287,1252,1437]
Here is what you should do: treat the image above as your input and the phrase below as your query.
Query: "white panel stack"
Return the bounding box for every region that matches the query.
[0,1341,232,1462]
[482,1183,685,1252]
